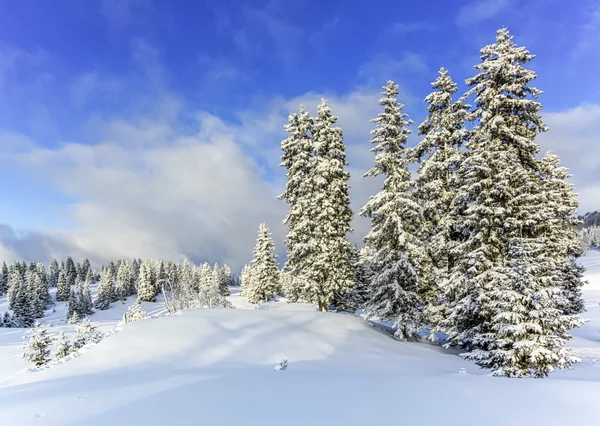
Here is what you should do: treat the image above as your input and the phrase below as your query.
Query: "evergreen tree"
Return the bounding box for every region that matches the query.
[3,312,13,328]
[538,151,586,315]
[137,259,158,302]
[27,271,48,319]
[0,261,8,295]
[21,321,53,367]
[246,223,280,304]
[94,268,113,310]
[412,68,470,317]
[278,105,316,302]
[215,263,231,296]
[442,29,582,376]
[129,259,139,295]
[54,331,72,359]
[79,275,94,315]
[48,259,59,287]
[56,271,70,302]
[68,311,80,324]
[65,256,77,287]
[8,269,24,310]
[81,258,91,281]
[67,289,80,320]
[123,303,149,324]
[239,264,253,298]
[13,275,35,327]
[309,99,356,310]
[35,263,52,306]
[360,81,426,339]
[72,318,101,350]
[116,260,131,301]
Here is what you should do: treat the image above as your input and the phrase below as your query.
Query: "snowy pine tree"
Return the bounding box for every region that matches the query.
[278,104,316,302]
[72,318,101,350]
[412,68,470,319]
[116,260,131,301]
[21,321,53,367]
[56,270,70,302]
[27,270,48,319]
[123,303,149,324]
[137,259,158,302]
[441,28,582,375]
[67,289,80,320]
[94,268,114,310]
[54,331,72,359]
[309,99,356,310]
[79,274,94,315]
[245,223,280,304]
[0,261,8,295]
[13,274,35,327]
[360,81,426,339]
[8,269,24,310]
[48,259,59,287]
[65,256,77,287]
[538,151,586,315]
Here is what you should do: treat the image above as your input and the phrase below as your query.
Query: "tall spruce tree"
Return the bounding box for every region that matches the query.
[116,260,131,301]
[360,81,426,339]
[538,151,586,315]
[65,256,77,287]
[278,105,315,301]
[48,259,59,287]
[56,270,70,302]
[308,99,355,311]
[137,259,158,302]
[412,69,470,319]
[245,223,280,304]
[0,261,9,295]
[94,268,114,310]
[442,28,582,376]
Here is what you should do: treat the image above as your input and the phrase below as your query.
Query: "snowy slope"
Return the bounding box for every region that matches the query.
[0,254,600,426]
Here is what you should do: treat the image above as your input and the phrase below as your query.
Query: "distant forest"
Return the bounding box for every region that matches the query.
[578,211,600,229]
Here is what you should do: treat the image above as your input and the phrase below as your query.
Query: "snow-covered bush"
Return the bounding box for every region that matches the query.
[72,318,102,351]
[54,331,72,359]
[122,303,149,324]
[21,321,53,367]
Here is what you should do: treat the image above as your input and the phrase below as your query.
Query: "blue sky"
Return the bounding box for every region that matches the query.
[1,0,599,268]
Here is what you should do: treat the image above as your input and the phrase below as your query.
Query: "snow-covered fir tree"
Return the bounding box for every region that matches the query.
[72,318,101,351]
[54,331,72,359]
[56,270,70,302]
[0,261,9,295]
[239,264,253,298]
[441,28,582,375]
[68,311,80,324]
[27,270,49,319]
[280,270,305,303]
[67,289,79,320]
[116,260,131,301]
[538,151,586,315]
[65,256,77,287]
[245,223,280,304]
[12,274,35,327]
[48,259,59,287]
[215,263,231,296]
[137,259,158,302]
[79,274,94,316]
[3,312,14,328]
[308,99,356,311]
[360,81,426,339]
[21,321,53,367]
[94,268,114,310]
[123,303,149,324]
[412,68,470,319]
[8,269,24,310]
[278,104,316,302]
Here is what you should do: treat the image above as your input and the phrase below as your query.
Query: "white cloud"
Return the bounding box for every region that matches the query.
[455,0,511,27]
[538,104,600,213]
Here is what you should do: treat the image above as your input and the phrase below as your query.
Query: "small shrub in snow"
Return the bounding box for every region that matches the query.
[274,359,289,371]
[72,318,102,351]
[68,311,80,324]
[123,303,149,324]
[21,321,53,368]
[54,331,72,359]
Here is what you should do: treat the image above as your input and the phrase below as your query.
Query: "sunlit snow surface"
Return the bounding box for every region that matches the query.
[1,252,599,426]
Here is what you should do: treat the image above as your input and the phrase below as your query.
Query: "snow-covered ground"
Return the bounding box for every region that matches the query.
[1,252,600,425]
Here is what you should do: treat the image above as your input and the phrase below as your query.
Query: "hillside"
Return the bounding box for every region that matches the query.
[0,251,599,425]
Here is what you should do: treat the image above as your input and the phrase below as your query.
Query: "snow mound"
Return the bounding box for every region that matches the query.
[1,307,599,426]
